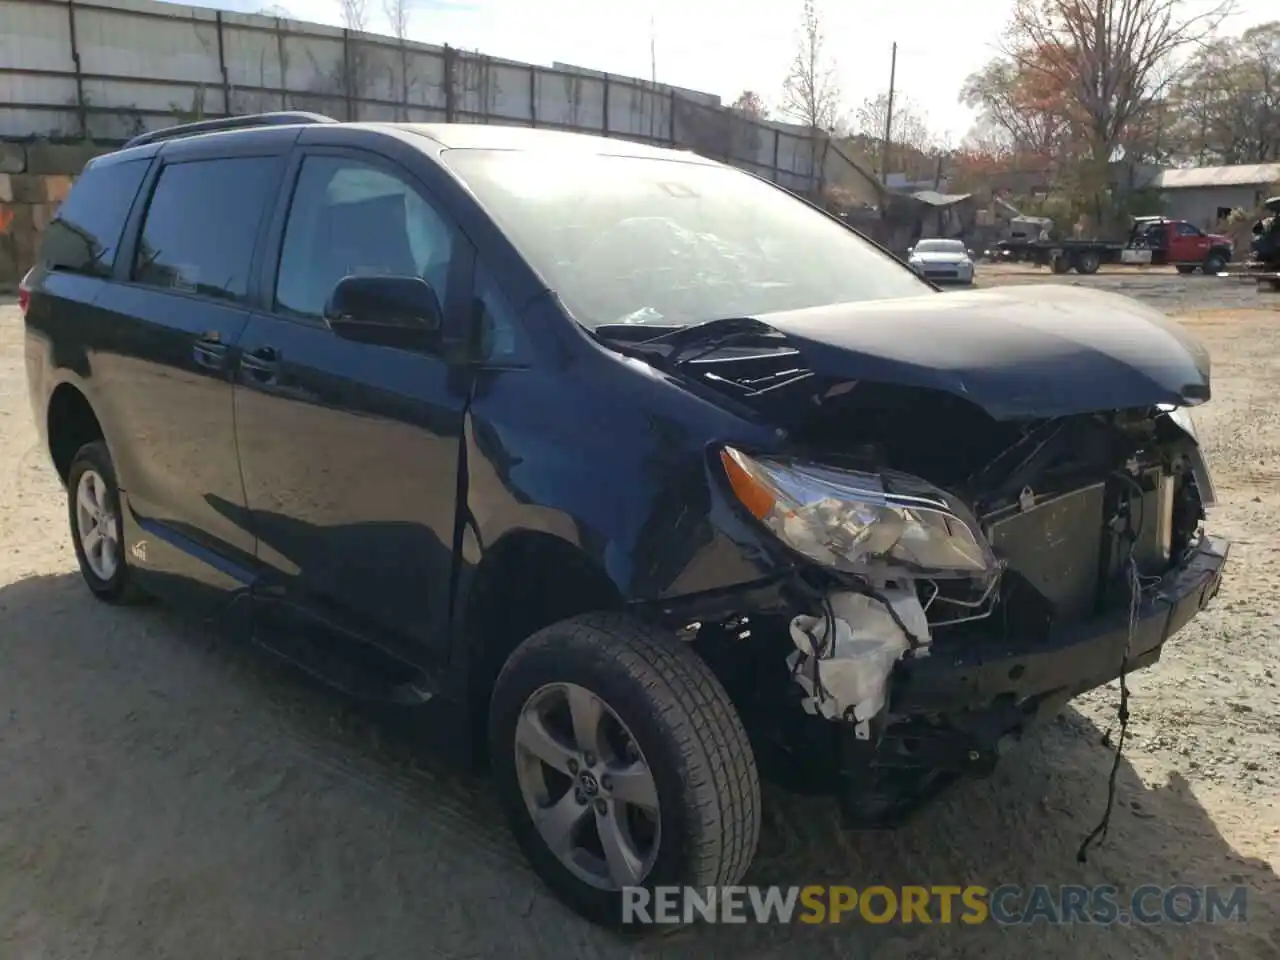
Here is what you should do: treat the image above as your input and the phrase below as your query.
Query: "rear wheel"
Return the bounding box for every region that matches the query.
[67,441,145,604]
[1075,251,1101,274]
[489,612,760,927]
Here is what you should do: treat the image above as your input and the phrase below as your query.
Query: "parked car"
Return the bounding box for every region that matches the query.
[22,113,1229,928]
[905,238,976,284]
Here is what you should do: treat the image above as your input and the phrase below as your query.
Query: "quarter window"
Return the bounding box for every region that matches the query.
[40,157,149,276]
[474,267,525,361]
[132,157,277,302]
[275,156,453,320]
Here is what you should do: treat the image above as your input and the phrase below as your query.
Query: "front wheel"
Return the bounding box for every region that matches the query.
[489,612,761,927]
[1203,252,1228,274]
[1176,265,1196,275]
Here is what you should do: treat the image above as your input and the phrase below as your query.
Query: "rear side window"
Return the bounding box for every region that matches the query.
[132,157,277,303]
[39,157,149,277]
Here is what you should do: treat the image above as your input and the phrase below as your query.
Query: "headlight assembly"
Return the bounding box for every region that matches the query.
[719,447,999,579]
[1162,404,1199,441]
[1159,405,1216,507]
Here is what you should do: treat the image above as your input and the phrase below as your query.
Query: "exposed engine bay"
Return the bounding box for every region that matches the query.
[601,298,1225,830]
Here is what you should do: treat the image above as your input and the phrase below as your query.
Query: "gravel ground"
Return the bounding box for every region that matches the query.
[2,272,1279,959]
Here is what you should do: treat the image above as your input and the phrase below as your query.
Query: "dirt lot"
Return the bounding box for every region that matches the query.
[2,271,1279,959]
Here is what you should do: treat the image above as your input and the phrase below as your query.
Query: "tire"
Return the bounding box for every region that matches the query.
[67,441,145,604]
[489,612,760,928]
[1051,254,1070,274]
[1075,251,1101,275]
[1203,252,1227,274]
[1176,265,1196,275]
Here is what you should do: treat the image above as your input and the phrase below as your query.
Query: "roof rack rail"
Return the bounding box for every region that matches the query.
[122,111,338,150]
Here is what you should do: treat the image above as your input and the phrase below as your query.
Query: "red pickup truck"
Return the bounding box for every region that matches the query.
[996,216,1234,276]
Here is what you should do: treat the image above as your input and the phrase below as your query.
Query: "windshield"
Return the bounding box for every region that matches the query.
[442,149,930,329]
[914,239,965,254]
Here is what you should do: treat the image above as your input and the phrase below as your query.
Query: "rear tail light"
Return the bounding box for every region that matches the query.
[17,267,33,315]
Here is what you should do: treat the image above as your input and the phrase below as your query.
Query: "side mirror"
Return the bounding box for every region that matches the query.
[905,246,914,256]
[324,275,443,352]
[967,248,976,259]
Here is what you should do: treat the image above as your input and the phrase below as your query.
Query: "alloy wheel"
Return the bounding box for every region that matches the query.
[75,468,120,581]
[513,682,661,891]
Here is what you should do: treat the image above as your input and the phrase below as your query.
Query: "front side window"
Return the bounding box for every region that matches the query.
[40,157,149,276]
[441,149,929,330]
[275,156,453,320]
[132,157,277,302]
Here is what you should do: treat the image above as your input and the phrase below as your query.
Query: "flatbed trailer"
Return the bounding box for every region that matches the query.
[995,217,1234,276]
[994,238,1121,274]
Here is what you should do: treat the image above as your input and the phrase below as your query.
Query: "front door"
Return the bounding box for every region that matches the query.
[1169,222,1209,263]
[233,149,471,669]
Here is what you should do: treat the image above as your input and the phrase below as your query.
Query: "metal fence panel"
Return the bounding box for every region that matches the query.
[0,0,876,199]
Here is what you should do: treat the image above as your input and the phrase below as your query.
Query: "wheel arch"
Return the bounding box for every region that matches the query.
[458,529,627,762]
[46,382,104,484]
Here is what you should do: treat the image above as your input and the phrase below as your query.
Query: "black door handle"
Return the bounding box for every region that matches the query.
[192,334,228,370]
[241,345,280,383]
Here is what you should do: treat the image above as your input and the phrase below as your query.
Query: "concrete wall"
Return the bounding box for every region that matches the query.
[1162,185,1275,230]
[0,139,112,284]
[0,0,886,286]
[0,0,877,198]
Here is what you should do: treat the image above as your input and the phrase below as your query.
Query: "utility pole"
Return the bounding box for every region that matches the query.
[650,13,656,85]
[649,12,657,140]
[880,41,897,186]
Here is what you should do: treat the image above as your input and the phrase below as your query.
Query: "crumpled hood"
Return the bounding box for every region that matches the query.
[754,284,1210,420]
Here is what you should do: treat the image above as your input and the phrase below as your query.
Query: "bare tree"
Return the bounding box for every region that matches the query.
[335,0,370,119]
[855,94,933,151]
[1001,0,1235,168]
[1167,21,1280,164]
[337,0,369,32]
[780,0,841,131]
[729,90,770,121]
[960,56,1071,161]
[382,0,415,119]
[383,0,412,39]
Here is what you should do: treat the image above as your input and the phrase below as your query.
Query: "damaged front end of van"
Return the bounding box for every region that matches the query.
[606,284,1229,827]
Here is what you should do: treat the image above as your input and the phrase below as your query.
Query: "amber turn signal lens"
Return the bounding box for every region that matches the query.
[720,448,776,520]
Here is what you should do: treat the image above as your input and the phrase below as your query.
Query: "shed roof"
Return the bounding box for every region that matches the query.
[1154,163,1280,190]
[911,190,972,207]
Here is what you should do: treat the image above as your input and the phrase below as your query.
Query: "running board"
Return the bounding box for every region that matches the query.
[251,627,437,706]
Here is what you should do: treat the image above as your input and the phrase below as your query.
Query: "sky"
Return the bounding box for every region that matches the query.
[175,0,1278,145]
